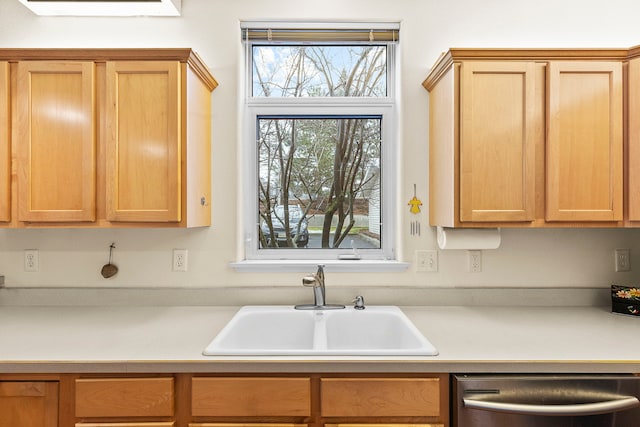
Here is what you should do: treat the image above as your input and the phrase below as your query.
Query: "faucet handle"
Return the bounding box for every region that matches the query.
[302,275,318,287]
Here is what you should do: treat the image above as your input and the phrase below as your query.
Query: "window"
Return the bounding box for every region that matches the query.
[241,22,399,264]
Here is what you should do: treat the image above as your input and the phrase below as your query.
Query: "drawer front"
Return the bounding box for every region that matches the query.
[77,424,175,427]
[75,378,174,417]
[320,378,441,417]
[192,377,311,417]
[325,425,443,427]
[189,424,307,427]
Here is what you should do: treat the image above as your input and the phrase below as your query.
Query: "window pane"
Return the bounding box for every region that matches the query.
[258,117,381,250]
[252,45,387,97]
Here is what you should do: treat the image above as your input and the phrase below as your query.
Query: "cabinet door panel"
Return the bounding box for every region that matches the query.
[0,381,58,427]
[17,61,96,222]
[0,62,9,222]
[546,61,623,221]
[459,61,536,222]
[106,61,181,222]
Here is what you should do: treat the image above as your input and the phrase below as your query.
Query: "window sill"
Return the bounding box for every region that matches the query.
[230,259,410,273]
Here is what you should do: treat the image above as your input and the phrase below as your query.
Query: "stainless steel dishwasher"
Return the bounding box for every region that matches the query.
[454,374,640,427]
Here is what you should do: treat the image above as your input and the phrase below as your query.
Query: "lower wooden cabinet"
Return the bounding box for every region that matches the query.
[1,373,449,427]
[191,374,448,427]
[0,381,58,427]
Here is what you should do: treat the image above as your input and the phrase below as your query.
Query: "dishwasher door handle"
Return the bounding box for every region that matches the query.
[463,395,640,416]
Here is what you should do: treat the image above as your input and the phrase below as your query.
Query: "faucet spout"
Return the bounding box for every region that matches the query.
[295,265,344,310]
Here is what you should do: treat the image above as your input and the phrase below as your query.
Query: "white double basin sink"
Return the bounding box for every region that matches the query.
[203,305,438,356]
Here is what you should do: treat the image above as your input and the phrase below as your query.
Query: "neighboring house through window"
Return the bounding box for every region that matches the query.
[240,22,400,264]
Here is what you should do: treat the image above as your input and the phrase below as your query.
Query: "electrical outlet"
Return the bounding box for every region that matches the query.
[416,250,438,272]
[468,250,482,273]
[24,249,39,272]
[615,249,631,272]
[173,249,188,272]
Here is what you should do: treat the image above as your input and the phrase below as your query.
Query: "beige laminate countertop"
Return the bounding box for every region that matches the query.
[0,305,638,374]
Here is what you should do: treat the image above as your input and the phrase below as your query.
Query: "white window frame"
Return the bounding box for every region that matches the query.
[234,21,406,272]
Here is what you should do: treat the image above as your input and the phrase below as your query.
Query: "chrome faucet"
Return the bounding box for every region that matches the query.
[295,265,345,310]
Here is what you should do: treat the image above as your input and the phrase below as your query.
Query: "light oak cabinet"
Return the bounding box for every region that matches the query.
[2,48,217,228]
[424,48,625,227]
[0,381,59,427]
[16,60,97,222]
[546,61,623,222]
[457,61,537,223]
[0,61,9,223]
[0,373,448,427]
[105,60,213,225]
[105,61,181,223]
[627,54,640,222]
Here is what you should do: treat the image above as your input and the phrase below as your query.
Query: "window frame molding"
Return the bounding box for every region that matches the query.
[234,21,406,271]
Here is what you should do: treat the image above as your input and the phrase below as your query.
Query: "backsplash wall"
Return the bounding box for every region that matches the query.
[1,0,640,290]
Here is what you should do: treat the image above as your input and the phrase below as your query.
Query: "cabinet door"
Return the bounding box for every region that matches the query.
[16,61,96,222]
[0,381,58,427]
[459,61,536,222]
[628,58,640,221]
[546,61,623,221]
[106,61,181,222]
[0,61,9,223]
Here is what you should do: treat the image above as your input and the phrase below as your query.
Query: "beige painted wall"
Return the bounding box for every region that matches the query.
[1,0,640,290]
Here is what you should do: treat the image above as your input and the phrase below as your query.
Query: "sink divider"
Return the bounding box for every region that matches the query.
[312,312,328,350]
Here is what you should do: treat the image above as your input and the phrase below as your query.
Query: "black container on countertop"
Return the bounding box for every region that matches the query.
[611,285,640,316]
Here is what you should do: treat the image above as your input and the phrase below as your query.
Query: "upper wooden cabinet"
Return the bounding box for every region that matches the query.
[627,55,640,222]
[424,48,625,228]
[546,61,623,222]
[1,48,217,228]
[105,61,182,223]
[0,61,9,223]
[458,61,537,223]
[16,60,97,222]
